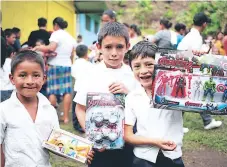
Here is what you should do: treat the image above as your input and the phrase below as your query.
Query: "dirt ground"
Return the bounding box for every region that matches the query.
[183,147,227,167]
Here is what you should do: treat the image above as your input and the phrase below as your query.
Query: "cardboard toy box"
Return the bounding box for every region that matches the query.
[155,49,227,76]
[153,70,227,115]
[85,93,125,149]
[42,128,93,163]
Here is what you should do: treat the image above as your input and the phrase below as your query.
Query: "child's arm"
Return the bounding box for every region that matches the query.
[75,104,86,131]
[124,125,176,151]
[1,145,4,167]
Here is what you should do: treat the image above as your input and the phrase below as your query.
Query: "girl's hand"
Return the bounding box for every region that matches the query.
[86,150,95,165]
[156,140,177,151]
[109,82,129,94]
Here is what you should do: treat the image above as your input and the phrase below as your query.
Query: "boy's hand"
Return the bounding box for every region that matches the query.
[109,82,129,94]
[86,150,95,165]
[156,140,177,151]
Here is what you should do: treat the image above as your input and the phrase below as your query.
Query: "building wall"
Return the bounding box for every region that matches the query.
[78,14,101,46]
[2,0,76,44]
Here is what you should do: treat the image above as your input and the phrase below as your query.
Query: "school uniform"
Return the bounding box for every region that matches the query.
[125,87,184,167]
[0,91,59,167]
[74,61,140,167]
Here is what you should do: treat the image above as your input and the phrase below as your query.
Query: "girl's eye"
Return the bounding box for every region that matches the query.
[105,46,111,49]
[19,74,26,78]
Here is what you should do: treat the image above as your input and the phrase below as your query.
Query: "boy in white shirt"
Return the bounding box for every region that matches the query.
[74,22,139,167]
[71,44,93,132]
[124,41,184,167]
[0,51,60,167]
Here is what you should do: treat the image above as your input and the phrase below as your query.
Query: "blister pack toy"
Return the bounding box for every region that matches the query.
[155,49,227,76]
[42,128,93,163]
[153,70,227,115]
[85,93,125,149]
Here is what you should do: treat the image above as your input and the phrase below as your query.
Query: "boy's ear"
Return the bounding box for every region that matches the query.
[96,43,101,50]
[9,74,15,85]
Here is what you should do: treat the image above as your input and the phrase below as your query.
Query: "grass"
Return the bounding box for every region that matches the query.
[50,112,227,166]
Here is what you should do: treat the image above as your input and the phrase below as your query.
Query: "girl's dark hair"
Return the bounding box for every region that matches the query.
[102,9,116,20]
[174,23,186,32]
[11,50,45,74]
[53,17,68,29]
[130,24,141,36]
[216,31,224,39]
[129,41,157,67]
[160,19,172,29]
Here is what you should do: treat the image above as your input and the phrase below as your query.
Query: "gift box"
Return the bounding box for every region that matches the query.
[155,49,227,76]
[85,93,125,149]
[42,128,93,163]
[153,70,227,115]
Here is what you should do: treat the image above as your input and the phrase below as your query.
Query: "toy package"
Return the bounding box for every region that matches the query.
[42,128,93,163]
[155,49,227,76]
[85,93,125,149]
[153,70,227,115]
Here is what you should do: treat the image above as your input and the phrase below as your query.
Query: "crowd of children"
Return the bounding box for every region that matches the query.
[1,9,227,167]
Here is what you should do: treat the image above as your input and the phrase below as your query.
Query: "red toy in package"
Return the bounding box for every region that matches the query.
[153,70,227,115]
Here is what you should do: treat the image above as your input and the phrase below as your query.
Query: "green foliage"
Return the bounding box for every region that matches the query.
[176,1,227,35]
[164,8,174,20]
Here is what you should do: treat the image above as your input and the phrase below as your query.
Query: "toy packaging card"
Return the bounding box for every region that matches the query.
[42,128,93,163]
[155,49,227,76]
[86,93,125,149]
[153,70,227,115]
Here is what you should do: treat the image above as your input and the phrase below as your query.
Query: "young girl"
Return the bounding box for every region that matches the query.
[124,41,184,167]
[0,50,60,167]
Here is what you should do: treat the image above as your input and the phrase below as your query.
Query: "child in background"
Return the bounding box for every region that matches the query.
[71,44,94,132]
[0,50,60,167]
[124,41,184,167]
[0,45,15,102]
[4,29,16,49]
[74,22,139,167]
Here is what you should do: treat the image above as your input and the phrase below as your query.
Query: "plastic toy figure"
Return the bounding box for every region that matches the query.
[156,74,169,96]
[171,75,187,98]
[211,66,224,77]
[193,77,203,100]
[202,77,216,102]
[222,83,227,102]
[188,75,192,89]
[200,64,211,74]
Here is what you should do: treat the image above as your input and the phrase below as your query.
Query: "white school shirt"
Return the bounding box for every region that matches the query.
[0,91,59,167]
[48,29,76,67]
[71,58,94,92]
[177,28,203,50]
[74,61,140,106]
[125,87,183,163]
[0,58,15,90]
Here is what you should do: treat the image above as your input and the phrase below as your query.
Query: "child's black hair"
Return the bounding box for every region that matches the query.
[102,9,116,20]
[76,44,88,58]
[38,17,47,27]
[12,27,20,34]
[11,50,45,75]
[77,34,82,39]
[174,23,186,32]
[98,22,129,45]
[36,39,45,45]
[53,17,68,29]
[130,24,141,36]
[129,41,157,67]
[160,19,172,29]
[4,29,16,37]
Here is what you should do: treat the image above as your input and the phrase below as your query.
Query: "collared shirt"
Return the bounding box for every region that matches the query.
[177,28,203,50]
[0,91,59,167]
[74,61,140,106]
[71,58,94,91]
[0,58,15,91]
[125,87,183,163]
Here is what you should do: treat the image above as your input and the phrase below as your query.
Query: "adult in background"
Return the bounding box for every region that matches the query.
[28,17,50,47]
[152,18,173,49]
[12,27,21,52]
[101,9,116,24]
[178,12,222,132]
[33,17,76,124]
[174,23,186,49]
[223,24,227,56]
